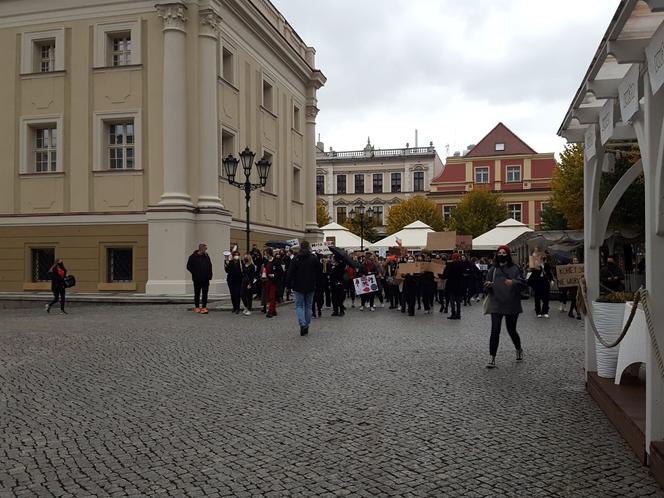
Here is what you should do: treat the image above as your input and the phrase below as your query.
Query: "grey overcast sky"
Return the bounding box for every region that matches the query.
[271,0,616,157]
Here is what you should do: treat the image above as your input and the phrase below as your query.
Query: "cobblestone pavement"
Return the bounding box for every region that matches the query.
[1,300,662,498]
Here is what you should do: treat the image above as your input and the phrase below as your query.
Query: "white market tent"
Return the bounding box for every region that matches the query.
[369,220,434,250]
[471,218,533,251]
[320,222,371,250]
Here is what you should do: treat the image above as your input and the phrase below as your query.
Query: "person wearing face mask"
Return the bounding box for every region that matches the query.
[484,245,527,369]
[45,258,68,314]
[241,254,257,315]
[442,253,464,320]
[225,251,244,314]
[187,243,213,314]
[566,256,582,319]
[261,248,282,318]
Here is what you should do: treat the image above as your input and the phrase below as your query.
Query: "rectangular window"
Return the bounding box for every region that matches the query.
[475,167,489,184]
[109,33,131,66]
[443,205,456,222]
[34,126,57,173]
[293,166,301,202]
[36,40,55,72]
[354,174,364,194]
[495,142,505,151]
[391,173,401,193]
[336,207,347,224]
[293,105,301,133]
[262,79,274,113]
[373,173,383,193]
[316,175,325,195]
[221,130,235,160]
[107,248,133,282]
[263,151,275,193]
[373,205,384,225]
[413,171,424,192]
[222,47,235,84]
[506,165,521,183]
[31,248,55,282]
[508,203,522,222]
[108,121,135,169]
[337,175,346,194]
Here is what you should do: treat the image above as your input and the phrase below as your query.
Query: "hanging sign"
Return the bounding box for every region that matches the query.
[599,99,615,145]
[619,63,640,123]
[646,21,664,94]
[584,124,597,161]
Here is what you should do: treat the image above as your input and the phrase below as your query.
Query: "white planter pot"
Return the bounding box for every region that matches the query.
[592,301,625,378]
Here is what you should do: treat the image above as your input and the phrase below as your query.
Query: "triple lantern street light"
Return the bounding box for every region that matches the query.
[222,147,272,253]
[349,201,374,252]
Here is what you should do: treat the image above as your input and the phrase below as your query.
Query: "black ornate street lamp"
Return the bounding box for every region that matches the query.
[349,201,374,252]
[223,147,272,252]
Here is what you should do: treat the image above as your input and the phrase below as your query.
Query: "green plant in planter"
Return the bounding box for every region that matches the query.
[596,291,635,303]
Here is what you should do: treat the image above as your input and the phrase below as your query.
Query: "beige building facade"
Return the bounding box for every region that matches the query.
[316,139,444,236]
[0,0,325,294]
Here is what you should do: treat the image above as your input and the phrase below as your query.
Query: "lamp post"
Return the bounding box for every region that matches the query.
[349,201,374,252]
[222,147,272,253]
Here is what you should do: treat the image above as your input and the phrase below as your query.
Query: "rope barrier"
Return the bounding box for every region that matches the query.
[578,278,664,380]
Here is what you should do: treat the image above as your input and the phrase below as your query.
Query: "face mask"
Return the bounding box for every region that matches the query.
[497,254,508,264]
[233,256,239,261]
[407,259,414,263]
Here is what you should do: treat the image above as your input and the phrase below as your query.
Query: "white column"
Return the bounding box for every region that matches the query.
[157,3,191,206]
[197,9,223,209]
[634,76,664,453]
[305,101,320,234]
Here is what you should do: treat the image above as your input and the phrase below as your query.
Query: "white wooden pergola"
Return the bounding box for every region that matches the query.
[558,0,664,458]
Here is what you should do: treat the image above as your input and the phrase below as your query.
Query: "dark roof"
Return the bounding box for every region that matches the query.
[464,122,537,158]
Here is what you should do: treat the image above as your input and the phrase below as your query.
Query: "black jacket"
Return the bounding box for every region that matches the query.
[285,252,321,293]
[442,261,465,294]
[224,259,243,284]
[187,251,213,282]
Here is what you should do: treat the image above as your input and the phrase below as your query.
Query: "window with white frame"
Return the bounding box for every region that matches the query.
[34,126,58,172]
[93,111,141,171]
[495,142,505,151]
[93,22,141,68]
[337,175,346,194]
[109,32,131,66]
[442,205,456,222]
[475,167,490,184]
[21,29,65,74]
[413,171,425,192]
[316,175,325,195]
[508,203,522,222]
[391,172,401,193]
[506,165,521,183]
[354,174,364,194]
[373,173,383,193]
[20,116,63,174]
[107,122,135,169]
[222,47,235,84]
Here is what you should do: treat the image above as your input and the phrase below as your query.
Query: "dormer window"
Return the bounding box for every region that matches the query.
[495,142,505,151]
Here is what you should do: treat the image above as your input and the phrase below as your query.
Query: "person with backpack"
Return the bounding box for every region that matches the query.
[45,259,68,314]
[484,245,527,369]
[285,241,322,336]
[187,243,213,314]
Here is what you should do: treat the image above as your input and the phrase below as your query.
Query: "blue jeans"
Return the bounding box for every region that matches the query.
[294,291,314,327]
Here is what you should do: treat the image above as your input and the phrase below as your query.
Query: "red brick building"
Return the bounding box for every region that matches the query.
[428,123,556,230]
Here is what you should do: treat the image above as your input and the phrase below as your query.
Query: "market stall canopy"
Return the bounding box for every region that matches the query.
[369,221,434,250]
[472,218,533,251]
[508,230,585,253]
[320,222,371,250]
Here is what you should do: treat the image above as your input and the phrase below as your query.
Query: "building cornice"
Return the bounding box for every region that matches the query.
[444,152,556,164]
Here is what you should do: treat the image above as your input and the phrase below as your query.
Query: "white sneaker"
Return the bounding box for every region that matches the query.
[244,310,251,316]
[370,306,375,312]
[544,314,550,319]
[359,305,364,311]
[537,314,543,318]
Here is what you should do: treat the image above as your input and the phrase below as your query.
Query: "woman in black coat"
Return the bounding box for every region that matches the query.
[46,259,68,314]
[442,253,464,320]
[225,251,244,314]
[241,254,258,315]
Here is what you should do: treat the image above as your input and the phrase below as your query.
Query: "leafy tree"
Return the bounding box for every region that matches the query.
[540,203,568,230]
[551,143,584,229]
[386,196,446,234]
[317,201,330,227]
[449,188,508,237]
[343,211,380,243]
[599,147,644,234]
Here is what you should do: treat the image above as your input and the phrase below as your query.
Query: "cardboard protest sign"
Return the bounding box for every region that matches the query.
[424,261,446,275]
[378,247,387,258]
[426,232,457,251]
[557,264,584,288]
[397,262,421,275]
[353,275,379,296]
[456,235,473,250]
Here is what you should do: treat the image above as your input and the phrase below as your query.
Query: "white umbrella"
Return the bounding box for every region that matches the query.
[472,218,533,251]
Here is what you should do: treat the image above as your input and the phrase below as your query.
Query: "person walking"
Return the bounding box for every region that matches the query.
[285,241,321,336]
[528,254,554,318]
[359,254,379,311]
[225,250,243,314]
[484,245,527,369]
[566,256,582,319]
[45,259,68,314]
[312,254,326,318]
[187,243,213,314]
[261,248,282,318]
[330,257,347,316]
[241,254,257,315]
[443,253,464,320]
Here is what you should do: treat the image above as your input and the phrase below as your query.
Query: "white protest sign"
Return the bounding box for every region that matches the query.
[353,275,379,296]
[286,239,300,248]
[311,242,331,255]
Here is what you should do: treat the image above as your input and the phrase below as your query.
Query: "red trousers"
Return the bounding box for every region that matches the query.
[265,281,277,315]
